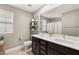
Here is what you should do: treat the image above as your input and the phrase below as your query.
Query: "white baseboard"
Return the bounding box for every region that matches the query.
[5,45,23,53]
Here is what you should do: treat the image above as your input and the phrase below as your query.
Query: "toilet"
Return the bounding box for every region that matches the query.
[24,41,32,52]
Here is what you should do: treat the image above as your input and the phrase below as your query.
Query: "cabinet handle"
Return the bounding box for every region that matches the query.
[40,46,46,50]
[40,51,46,55]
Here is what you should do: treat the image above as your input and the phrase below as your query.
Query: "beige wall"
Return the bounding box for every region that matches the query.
[0,4,32,49]
[62,9,79,36]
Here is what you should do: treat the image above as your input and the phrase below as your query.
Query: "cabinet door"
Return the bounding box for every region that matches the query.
[48,42,79,55]
[47,47,63,55]
[47,42,64,55]
[32,37,40,55]
[35,38,40,55]
[32,37,36,54]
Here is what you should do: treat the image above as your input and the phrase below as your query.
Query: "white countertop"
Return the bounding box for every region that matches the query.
[32,33,79,51]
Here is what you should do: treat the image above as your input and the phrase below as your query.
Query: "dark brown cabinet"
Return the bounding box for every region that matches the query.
[32,37,40,55]
[47,42,79,55]
[32,36,79,55]
[47,47,62,55]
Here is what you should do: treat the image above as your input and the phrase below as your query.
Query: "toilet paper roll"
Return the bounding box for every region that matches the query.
[19,37,23,41]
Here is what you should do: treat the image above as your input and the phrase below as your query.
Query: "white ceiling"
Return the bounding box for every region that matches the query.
[42,4,79,18]
[9,4,44,13]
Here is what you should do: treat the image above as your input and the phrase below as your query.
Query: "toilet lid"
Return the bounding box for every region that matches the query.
[24,41,32,46]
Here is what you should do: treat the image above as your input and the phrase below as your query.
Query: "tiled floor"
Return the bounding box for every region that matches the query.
[5,48,33,55]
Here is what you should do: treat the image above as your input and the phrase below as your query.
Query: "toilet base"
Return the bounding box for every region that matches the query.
[25,47,32,52]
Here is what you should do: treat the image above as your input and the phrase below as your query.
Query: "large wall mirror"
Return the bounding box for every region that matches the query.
[40,4,79,37]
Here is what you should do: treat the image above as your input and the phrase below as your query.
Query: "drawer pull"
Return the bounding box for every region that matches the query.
[40,51,46,55]
[40,46,46,50]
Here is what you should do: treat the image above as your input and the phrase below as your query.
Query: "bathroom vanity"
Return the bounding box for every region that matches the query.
[32,34,79,55]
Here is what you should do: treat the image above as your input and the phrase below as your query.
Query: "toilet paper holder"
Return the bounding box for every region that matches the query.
[19,37,23,41]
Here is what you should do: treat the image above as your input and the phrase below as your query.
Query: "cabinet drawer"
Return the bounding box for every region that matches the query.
[40,50,47,55]
[48,42,79,55]
[40,40,47,44]
[40,43,47,50]
[40,48,46,52]
[40,41,46,45]
[40,46,46,50]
